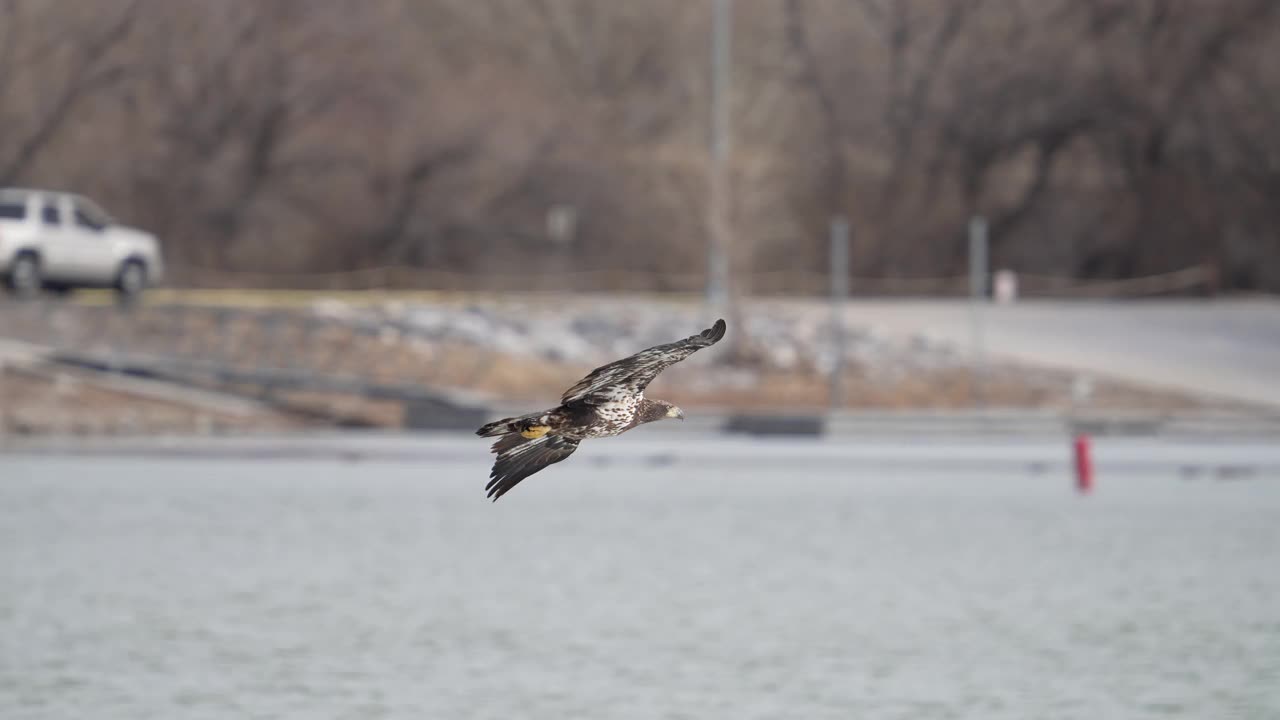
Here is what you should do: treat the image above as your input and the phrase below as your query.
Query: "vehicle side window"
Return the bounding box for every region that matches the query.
[0,202,25,220]
[42,202,60,226]
[74,209,105,232]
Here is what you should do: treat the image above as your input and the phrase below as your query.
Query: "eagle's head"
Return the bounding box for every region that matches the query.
[639,398,684,424]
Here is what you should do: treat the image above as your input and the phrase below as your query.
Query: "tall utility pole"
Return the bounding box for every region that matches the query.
[707,0,732,315]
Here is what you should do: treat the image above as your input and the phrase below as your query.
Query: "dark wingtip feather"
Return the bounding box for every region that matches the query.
[703,318,727,343]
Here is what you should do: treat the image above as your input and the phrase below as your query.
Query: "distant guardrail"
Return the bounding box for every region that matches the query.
[147,263,1224,298]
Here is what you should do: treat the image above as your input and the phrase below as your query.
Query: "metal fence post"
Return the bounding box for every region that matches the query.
[830,216,850,409]
[0,357,8,444]
[969,215,989,408]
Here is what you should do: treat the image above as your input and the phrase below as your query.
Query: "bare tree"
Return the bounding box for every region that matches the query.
[129,0,392,271]
[3,0,1280,292]
[0,0,138,184]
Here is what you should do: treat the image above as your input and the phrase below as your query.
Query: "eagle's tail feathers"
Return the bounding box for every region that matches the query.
[475,412,552,438]
[475,418,513,437]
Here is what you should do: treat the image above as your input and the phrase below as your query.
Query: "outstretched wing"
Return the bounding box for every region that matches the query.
[561,319,727,405]
[485,433,580,501]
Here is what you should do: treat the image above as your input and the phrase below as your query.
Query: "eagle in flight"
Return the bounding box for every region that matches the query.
[476,318,727,501]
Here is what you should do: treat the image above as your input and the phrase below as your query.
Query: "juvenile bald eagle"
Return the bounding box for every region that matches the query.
[475,318,727,501]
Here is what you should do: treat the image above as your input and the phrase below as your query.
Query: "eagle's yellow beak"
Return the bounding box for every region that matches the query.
[666,406,685,420]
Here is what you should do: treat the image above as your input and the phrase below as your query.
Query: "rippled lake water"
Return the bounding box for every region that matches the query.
[3,439,1280,719]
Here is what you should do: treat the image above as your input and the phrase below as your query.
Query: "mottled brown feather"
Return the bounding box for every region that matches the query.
[561,319,726,405]
[477,318,727,501]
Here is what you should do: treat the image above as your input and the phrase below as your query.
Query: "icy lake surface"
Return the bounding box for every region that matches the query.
[3,437,1279,719]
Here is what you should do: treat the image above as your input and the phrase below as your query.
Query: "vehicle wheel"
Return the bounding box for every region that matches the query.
[115,259,147,302]
[5,252,42,299]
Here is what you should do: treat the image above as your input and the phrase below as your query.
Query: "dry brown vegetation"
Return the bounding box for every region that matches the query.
[0,364,306,435]
[2,302,1245,422]
[3,1,1280,292]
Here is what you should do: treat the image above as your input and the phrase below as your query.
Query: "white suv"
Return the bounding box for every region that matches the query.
[0,188,164,300]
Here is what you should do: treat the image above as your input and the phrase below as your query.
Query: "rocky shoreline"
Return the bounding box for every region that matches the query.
[0,296,1257,437]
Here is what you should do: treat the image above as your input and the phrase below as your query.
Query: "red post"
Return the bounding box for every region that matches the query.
[1074,434,1094,494]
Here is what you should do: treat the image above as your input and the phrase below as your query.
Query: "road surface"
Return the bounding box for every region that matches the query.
[831,298,1280,408]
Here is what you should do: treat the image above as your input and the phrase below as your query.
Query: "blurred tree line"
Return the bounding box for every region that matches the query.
[2,0,1278,291]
